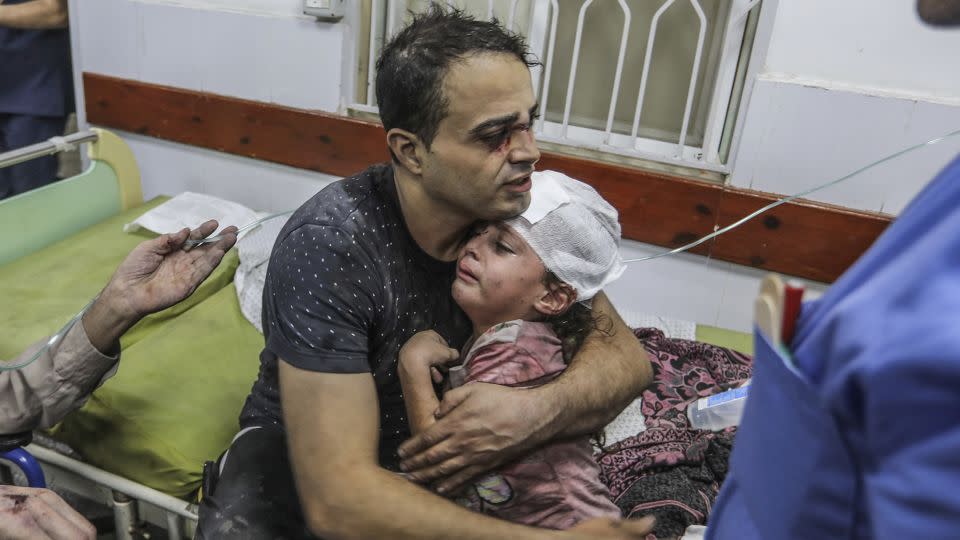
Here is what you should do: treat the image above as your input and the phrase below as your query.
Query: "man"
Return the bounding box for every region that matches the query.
[197,8,654,540]
[705,2,960,538]
[918,0,960,24]
[0,220,237,540]
[0,0,73,200]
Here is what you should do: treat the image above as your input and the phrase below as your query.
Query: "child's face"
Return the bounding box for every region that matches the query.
[452,222,549,330]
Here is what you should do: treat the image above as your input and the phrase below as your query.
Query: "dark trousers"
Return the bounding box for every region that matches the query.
[0,113,67,200]
[195,425,318,540]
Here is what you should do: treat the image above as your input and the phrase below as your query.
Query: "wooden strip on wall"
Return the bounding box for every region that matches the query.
[84,73,892,283]
[712,188,890,283]
[84,73,391,177]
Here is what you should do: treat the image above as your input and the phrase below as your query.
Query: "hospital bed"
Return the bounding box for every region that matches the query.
[0,130,752,539]
[0,129,256,539]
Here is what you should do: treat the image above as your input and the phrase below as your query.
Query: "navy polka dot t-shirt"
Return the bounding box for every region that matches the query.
[239,164,472,469]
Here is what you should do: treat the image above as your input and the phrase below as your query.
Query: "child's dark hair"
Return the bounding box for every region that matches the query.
[542,271,613,448]
[542,272,612,363]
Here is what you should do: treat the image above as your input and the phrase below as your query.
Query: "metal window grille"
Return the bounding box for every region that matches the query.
[350,0,761,175]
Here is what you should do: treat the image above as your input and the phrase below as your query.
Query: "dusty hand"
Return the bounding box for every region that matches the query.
[565,516,657,540]
[398,330,460,384]
[398,382,555,494]
[0,485,96,540]
[100,220,238,321]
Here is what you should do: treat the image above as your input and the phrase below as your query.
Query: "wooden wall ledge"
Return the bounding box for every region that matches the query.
[84,73,892,283]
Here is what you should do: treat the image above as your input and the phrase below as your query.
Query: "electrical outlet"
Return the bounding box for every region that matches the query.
[304,0,345,21]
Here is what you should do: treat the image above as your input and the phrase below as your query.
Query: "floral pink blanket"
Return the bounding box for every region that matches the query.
[598,328,753,539]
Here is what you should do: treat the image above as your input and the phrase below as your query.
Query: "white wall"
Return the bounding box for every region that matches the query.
[732,77,960,214]
[730,0,960,214]
[77,0,343,111]
[69,0,958,333]
[123,133,338,211]
[764,0,960,101]
[73,0,347,206]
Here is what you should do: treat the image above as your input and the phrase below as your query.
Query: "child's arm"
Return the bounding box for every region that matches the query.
[399,371,440,434]
[398,330,460,434]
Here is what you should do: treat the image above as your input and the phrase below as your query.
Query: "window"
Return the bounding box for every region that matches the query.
[350,0,762,176]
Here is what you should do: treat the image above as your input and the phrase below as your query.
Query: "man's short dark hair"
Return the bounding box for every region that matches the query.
[375,5,539,153]
[917,0,960,25]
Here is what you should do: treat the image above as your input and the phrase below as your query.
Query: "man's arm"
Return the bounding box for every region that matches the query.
[0,221,236,433]
[281,361,654,540]
[537,291,653,436]
[0,317,117,433]
[281,361,556,540]
[0,0,68,29]
[399,292,652,493]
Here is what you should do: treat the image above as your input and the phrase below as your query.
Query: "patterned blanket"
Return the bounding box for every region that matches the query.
[598,328,753,539]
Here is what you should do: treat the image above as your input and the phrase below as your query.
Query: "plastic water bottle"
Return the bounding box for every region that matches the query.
[687,382,750,431]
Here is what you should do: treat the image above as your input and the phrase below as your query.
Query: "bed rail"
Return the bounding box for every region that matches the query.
[0,129,98,169]
[27,444,197,539]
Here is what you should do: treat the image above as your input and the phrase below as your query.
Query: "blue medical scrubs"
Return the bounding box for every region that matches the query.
[0,0,74,200]
[708,154,960,539]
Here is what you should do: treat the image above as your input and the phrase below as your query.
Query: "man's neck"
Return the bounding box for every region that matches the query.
[392,167,474,262]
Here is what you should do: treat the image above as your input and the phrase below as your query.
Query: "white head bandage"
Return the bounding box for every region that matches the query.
[504,170,626,303]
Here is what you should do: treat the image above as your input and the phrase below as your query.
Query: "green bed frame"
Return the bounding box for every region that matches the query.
[0,129,143,267]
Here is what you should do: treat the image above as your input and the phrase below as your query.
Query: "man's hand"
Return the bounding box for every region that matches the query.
[565,516,657,540]
[398,330,460,384]
[0,485,96,540]
[82,220,237,353]
[101,220,238,320]
[398,382,556,494]
[398,292,650,496]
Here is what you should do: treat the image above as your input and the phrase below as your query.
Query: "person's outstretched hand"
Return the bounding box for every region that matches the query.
[0,485,96,540]
[103,219,238,318]
[83,220,238,353]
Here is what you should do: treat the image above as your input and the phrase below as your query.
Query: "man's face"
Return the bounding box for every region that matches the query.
[418,52,541,222]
